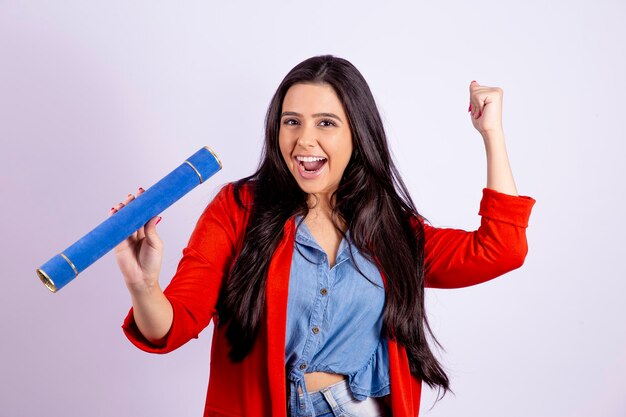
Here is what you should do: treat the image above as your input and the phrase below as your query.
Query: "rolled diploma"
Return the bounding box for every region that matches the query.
[36,146,222,293]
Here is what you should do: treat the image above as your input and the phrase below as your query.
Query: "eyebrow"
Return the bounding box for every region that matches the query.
[281,111,343,122]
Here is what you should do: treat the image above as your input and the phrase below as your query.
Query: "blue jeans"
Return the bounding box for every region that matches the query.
[289,379,391,417]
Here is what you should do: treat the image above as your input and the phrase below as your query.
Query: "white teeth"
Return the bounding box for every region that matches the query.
[296,156,327,162]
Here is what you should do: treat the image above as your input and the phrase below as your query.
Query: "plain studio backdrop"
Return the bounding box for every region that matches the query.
[1,1,624,416]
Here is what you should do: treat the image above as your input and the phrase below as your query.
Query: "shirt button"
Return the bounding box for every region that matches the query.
[299,363,307,370]
[320,288,328,296]
[312,326,320,334]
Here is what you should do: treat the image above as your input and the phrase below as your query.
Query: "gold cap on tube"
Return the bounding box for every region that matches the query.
[203,146,223,169]
[37,268,57,293]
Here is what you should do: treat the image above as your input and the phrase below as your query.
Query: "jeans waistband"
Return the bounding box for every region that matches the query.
[305,379,353,415]
[303,378,389,417]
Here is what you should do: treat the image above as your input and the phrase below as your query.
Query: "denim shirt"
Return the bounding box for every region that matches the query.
[285,215,390,416]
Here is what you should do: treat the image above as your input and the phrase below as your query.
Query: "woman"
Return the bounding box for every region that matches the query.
[112,55,535,417]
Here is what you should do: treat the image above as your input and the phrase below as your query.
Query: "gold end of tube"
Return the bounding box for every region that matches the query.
[37,269,57,293]
[203,146,223,169]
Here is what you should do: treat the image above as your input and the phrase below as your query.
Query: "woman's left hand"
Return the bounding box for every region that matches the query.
[468,81,504,135]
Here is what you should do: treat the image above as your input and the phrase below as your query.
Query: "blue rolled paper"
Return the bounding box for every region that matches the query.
[36,146,222,293]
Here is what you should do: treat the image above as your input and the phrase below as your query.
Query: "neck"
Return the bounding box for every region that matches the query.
[306,192,333,216]
[305,192,348,233]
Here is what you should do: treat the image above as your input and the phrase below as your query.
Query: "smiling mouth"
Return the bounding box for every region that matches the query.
[298,157,327,172]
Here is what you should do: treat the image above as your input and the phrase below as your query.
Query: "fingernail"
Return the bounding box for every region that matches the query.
[110,207,116,211]
[138,187,144,192]
[468,103,472,112]
[156,216,162,225]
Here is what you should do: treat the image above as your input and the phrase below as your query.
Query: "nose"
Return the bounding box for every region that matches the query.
[297,137,314,147]
[297,125,317,148]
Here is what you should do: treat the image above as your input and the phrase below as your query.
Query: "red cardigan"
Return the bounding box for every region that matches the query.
[123,182,535,416]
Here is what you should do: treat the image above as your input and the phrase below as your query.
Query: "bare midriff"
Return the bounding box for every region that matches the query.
[298,371,346,393]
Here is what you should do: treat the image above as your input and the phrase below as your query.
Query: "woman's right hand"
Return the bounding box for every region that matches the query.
[110,187,164,293]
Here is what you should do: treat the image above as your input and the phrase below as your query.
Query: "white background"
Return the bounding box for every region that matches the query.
[1,1,624,416]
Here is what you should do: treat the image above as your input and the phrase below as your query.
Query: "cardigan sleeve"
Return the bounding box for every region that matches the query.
[121,182,244,353]
[421,188,536,289]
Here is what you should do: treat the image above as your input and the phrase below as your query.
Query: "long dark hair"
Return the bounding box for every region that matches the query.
[215,55,450,394]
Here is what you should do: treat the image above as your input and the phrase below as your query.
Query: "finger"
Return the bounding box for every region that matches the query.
[147,215,162,229]
[471,101,478,119]
[473,96,484,119]
[140,215,161,241]
[143,216,163,247]
[111,187,135,216]
[469,82,474,116]
[120,186,144,209]
[470,81,479,118]
[109,202,125,216]
[132,188,148,239]
[137,223,146,240]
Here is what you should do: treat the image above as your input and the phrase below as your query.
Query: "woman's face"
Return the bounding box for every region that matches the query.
[278,82,353,201]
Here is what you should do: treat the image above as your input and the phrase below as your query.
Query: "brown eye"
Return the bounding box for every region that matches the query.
[283,118,299,126]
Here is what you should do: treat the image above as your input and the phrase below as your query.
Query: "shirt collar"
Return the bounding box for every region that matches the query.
[293,214,352,263]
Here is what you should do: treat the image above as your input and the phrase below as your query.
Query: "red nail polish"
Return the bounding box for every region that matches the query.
[468,103,472,112]
[111,207,115,211]
[156,217,162,225]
